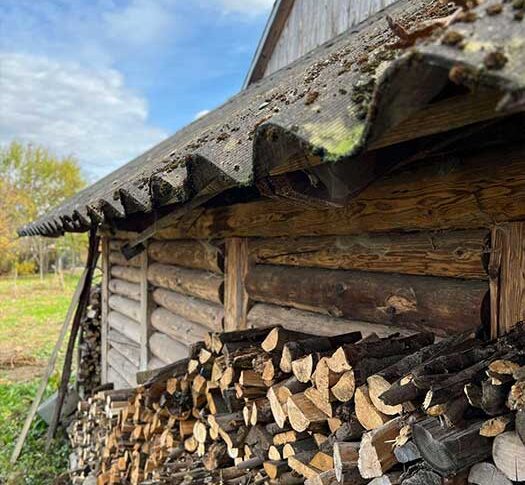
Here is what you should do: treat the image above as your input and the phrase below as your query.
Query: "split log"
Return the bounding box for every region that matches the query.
[412,418,492,476]
[248,303,410,338]
[287,393,327,433]
[148,240,223,273]
[492,431,525,482]
[149,332,188,364]
[151,307,209,347]
[152,287,223,332]
[333,441,359,482]
[110,265,141,284]
[108,295,141,322]
[148,263,223,304]
[354,385,389,430]
[246,265,488,335]
[358,418,402,479]
[468,462,512,485]
[108,329,140,368]
[250,230,488,279]
[268,377,308,429]
[107,311,141,344]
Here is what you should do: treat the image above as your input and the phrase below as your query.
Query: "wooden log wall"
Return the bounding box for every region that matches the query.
[102,143,525,386]
[146,239,225,370]
[104,239,143,388]
[103,238,225,389]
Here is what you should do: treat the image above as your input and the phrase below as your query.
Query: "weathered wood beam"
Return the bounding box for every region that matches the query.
[147,263,223,304]
[139,247,152,371]
[149,331,188,364]
[247,303,410,338]
[150,307,209,347]
[156,143,525,240]
[148,240,224,273]
[224,238,250,331]
[101,237,110,384]
[245,265,488,335]
[152,287,223,332]
[107,311,141,344]
[489,222,525,338]
[250,230,488,279]
[108,278,141,301]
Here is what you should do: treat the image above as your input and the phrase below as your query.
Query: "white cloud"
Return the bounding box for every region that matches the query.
[216,0,274,15]
[194,109,211,120]
[0,52,167,179]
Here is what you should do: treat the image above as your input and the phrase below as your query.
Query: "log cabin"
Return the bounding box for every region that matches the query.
[19,0,525,393]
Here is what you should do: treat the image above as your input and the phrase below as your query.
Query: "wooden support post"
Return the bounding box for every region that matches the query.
[140,243,152,371]
[101,236,110,383]
[489,222,525,338]
[224,238,250,331]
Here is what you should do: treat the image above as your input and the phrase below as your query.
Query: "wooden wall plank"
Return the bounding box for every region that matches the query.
[224,238,250,331]
[156,144,525,240]
[100,236,110,384]
[245,265,489,336]
[250,230,488,279]
[139,247,152,371]
[490,222,525,338]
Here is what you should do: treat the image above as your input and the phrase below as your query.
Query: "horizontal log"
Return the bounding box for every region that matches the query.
[149,331,188,364]
[110,265,141,284]
[148,240,223,273]
[148,263,223,304]
[108,250,141,268]
[246,265,488,335]
[107,365,131,390]
[151,307,209,347]
[108,328,140,367]
[152,287,223,332]
[247,303,411,338]
[108,295,141,322]
[249,230,488,279]
[155,143,525,239]
[148,356,169,370]
[108,348,138,387]
[109,279,141,301]
[107,311,141,344]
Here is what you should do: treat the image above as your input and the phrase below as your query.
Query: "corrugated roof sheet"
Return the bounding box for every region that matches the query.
[19,0,525,237]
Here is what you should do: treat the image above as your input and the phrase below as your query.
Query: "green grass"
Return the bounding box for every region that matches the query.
[0,273,80,484]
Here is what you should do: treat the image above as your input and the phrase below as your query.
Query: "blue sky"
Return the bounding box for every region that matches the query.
[0,0,273,180]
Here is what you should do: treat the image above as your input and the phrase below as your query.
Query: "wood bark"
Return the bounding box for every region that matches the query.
[148,240,223,273]
[148,263,223,304]
[250,230,488,279]
[151,307,209,347]
[152,287,223,332]
[246,265,488,335]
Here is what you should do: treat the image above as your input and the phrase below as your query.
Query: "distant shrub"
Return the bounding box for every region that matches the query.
[15,260,37,276]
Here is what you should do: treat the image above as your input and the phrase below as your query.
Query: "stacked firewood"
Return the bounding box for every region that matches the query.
[77,284,102,398]
[70,324,525,484]
[68,387,135,483]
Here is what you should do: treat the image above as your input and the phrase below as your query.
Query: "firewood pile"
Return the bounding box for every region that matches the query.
[77,284,102,398]
[69,324,525,484]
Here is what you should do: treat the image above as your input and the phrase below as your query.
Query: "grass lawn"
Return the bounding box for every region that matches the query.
[0,273,80,484]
